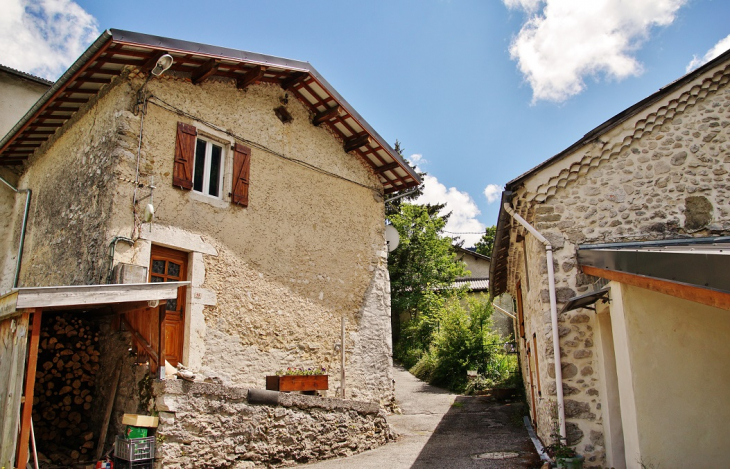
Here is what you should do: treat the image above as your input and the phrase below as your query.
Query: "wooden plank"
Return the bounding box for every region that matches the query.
[16,310,41,469]
[375,162,400,174]
[280,72,306,90]
[15,282,188,309]
[120,316,159,363]
[0,291,19,321]
[94,358,122,461]
[581,265,730,311]
[0,314,29,469]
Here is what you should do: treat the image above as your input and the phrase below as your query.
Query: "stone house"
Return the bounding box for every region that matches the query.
[489,49,730,468]
[0,29,419,467]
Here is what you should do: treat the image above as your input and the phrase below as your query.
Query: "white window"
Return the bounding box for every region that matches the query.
[193,138,225,198]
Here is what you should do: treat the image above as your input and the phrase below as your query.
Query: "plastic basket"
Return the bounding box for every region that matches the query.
[113,457,155,469]
[114,435,155,461]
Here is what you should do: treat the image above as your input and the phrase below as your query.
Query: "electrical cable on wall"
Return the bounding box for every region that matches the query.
[146,96,383,195]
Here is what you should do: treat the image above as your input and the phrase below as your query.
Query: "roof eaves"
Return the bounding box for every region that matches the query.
[0,64,54,86]
[505,47,730,192]
[0,30,113,153]
[108,30,418,186]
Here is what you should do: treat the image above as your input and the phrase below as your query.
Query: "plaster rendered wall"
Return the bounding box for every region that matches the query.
[615,285,730,468]
[505,65,730,468]
[7,81,130,287]
[0,168,20,293]
[459,252,491,277]
[0,70,49,137]
[107,75,394,404]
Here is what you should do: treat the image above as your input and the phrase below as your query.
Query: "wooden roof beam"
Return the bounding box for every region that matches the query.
[312,106,341,126]
[191,59,219,84]
[375,162,401,174]
[236,65,265,90]
[281,72,306,91]
[344,133,371,153]
[139,51,168,74]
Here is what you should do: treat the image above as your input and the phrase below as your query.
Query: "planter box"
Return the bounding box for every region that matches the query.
[266,375,328,392]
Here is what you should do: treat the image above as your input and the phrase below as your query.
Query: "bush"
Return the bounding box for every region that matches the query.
[395,294,518,393]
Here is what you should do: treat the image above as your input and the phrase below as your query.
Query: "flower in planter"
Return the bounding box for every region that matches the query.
[276,367,327,376]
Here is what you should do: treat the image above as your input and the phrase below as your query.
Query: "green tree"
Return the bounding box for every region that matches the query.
[474,225,496,258]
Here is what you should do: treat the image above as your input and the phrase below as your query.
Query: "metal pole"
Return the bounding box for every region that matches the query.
[341,316,346,399]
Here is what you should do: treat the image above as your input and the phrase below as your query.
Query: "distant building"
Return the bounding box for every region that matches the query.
[0,64,51,138]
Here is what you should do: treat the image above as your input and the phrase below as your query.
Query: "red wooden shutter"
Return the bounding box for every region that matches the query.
[173,122,196,189]
[232,143,251,206]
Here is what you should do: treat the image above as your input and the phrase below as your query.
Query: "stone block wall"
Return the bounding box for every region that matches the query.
[153,380,395,468]
[504,65,730,468]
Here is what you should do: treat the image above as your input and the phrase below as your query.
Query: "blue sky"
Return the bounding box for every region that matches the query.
[1,0,729,246]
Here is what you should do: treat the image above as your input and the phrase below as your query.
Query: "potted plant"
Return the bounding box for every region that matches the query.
[544,439,584,469]
[265,367,328,392]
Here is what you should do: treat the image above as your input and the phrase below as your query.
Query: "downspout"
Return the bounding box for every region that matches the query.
[0,175,32,289]
[502,201,566,443]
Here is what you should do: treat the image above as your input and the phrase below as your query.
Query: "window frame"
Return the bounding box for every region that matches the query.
[192,136,226,199]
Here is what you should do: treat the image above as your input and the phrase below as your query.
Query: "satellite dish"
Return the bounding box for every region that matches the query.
[385,225,400,252]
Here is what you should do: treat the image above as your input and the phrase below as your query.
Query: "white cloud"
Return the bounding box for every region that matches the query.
[686,34,730,72]
[0,0,99,80]
[407,153,426,166]
[415,174,486,247]
[483,184,503,204]
[504,0,687,103]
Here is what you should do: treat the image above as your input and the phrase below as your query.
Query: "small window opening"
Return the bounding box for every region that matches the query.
[274,106,293,124]
[193,138,224,198]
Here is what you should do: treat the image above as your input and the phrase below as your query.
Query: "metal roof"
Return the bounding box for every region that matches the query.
[0,29,420,193]
[577,237,730,295]
[452,277,489,292]
[0,64,54,87]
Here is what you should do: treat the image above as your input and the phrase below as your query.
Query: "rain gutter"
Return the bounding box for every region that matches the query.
[502,200,566,443]
[0,175,32,289]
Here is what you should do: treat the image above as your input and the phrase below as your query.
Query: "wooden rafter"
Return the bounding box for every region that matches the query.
[236,65,265,90]
[281,72,306,90]
[344,133,371,153]
[312,106,341,126]
[375,162,401,173]
[191,59,219,84]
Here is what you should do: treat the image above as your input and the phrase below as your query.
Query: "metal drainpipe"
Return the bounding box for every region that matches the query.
[503,202,566,443]
[0,175,32,289]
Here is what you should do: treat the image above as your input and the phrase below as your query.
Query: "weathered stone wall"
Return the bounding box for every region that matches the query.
[3,69,395,404]
[106,75,394,403]
[0,168,21,293]
[7,80,131,287]
[504,64,730,467]
[153,380,395,468]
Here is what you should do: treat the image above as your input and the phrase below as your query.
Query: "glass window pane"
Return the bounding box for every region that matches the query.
[151,260,166,274]
[167,262,181,278]
[166,299,178,311]
[151,276,165,283]
[209,144,222,197]
[193,139,206,193]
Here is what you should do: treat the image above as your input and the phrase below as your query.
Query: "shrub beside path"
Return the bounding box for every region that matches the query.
[303,365,542,469]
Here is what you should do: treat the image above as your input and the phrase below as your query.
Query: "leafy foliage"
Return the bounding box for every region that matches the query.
[474,225,496,258]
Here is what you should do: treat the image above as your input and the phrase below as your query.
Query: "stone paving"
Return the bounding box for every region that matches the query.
[303,366,543,469]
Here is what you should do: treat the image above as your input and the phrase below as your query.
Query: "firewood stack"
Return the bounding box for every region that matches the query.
[32,313,101,465]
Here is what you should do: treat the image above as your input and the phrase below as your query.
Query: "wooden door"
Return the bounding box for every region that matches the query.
[149,245,187,366]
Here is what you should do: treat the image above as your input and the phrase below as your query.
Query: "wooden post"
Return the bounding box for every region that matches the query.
[158,304,166,379]
[16,309,41,469]
[94,358,122,461]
